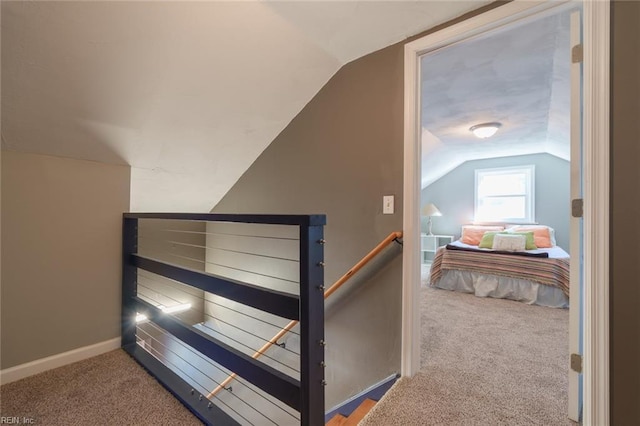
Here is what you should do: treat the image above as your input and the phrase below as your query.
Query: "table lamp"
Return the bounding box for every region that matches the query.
[422,203,442,236]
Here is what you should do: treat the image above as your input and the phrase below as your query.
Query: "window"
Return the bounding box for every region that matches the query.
[474,165,534,223]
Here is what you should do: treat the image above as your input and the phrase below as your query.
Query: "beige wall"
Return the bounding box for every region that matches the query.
[611,1,640,423]
[1,151,130,369]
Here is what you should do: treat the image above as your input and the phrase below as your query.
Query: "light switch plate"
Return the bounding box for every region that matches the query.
[383,195,394,214]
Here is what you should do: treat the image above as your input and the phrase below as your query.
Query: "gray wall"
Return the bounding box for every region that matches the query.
[421,153,570,251]
[611,1,640,423]
[209,40,406,409]
[209,2,640,421]
[1,151,130,369]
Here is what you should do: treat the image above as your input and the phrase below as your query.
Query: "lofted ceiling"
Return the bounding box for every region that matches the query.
[1,0,490,212]
[420,7,575,188]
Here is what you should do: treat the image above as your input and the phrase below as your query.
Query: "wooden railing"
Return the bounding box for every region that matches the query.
[324,231,403,299]
[207,231,403,400]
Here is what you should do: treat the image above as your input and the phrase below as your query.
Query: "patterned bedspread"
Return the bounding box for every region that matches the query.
[429,246,570,297]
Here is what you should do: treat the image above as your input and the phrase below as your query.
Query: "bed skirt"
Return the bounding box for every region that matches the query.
[430,269,569,308]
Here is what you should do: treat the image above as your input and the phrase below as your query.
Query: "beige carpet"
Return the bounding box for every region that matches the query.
[0,349,202,425]
[1,287,575,426]
[361,286,576,426]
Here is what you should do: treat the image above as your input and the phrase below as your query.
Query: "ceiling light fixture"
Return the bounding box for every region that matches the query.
[470,122,502,139]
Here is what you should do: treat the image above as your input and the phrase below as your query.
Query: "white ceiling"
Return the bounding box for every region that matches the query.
[1,0,490,212]
[420,7,574,188]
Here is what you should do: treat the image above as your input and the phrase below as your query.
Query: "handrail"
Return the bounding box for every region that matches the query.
[207,230,403,399]
[323,231,403,299]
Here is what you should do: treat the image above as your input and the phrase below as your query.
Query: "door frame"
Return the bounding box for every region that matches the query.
[401,1,610,425]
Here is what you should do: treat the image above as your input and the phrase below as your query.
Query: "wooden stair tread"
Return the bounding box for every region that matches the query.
[343,398,377,426]
[326,414,348,426]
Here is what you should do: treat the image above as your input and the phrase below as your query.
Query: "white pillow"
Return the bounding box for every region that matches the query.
[506,225,557,246]
[492,233,526,252]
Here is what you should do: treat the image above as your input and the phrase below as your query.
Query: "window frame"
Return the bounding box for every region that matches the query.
[474,165,535,224]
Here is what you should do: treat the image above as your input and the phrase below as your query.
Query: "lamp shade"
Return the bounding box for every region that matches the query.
[422,203,442,217]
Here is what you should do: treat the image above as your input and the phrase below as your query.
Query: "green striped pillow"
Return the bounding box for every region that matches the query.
[478,231,537,250]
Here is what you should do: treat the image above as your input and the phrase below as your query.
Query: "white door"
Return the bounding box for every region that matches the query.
[568,9,583,423]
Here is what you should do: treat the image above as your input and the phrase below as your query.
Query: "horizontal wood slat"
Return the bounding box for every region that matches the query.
[131,254,300,320]
[133,297,301,411]
[124,212,326,226]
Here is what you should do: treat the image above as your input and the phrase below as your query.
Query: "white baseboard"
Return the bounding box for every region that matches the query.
[0,337,121,385]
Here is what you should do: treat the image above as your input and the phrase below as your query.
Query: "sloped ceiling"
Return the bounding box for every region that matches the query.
[421,8,573,188]
[1,0,489,212]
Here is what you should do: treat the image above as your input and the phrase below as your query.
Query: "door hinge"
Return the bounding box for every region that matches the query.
[572,44,583,63]
[571,353,583,373]
[572,198,584,218]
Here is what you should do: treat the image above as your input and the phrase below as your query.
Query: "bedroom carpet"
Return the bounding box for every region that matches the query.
[360,285,576,426]
[0,349,202,425]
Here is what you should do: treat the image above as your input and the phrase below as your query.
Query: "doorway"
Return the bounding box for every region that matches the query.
[401,1,610,424]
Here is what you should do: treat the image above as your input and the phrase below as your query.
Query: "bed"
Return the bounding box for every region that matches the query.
[429,225,570,308]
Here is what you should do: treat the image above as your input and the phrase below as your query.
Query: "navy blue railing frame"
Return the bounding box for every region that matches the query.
[122,213,326,426]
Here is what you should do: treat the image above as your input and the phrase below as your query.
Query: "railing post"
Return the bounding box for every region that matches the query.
[122,217,138,348]
[299,224,325,426]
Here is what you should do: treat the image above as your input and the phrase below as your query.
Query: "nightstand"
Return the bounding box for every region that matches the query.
[421,234,454,264]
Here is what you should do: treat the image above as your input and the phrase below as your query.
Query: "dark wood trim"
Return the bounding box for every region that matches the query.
[123,343,240,426]
[121,218,138,348]
[131,254,300,320]
[123,212,326,226]
[298,224,325,425]
[134,298,301,411]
